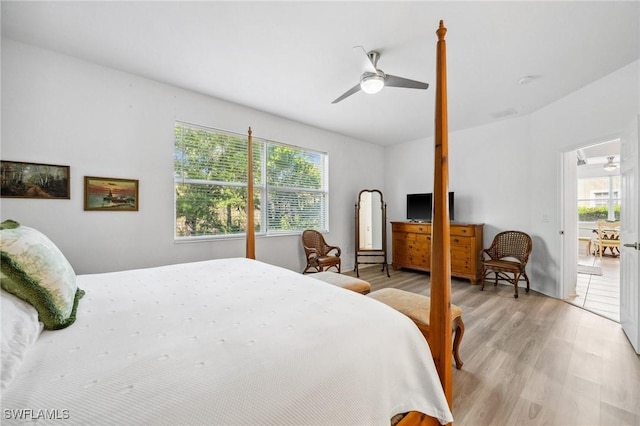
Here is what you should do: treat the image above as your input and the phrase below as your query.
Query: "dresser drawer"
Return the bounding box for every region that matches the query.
[407,252,429,268]
[407,243,428,257]
[451,258,472,272]
[450,225,476,237]
[450,236,472,248]
[393,233,413,245]
[392,222,431,234]
[450,243,471,256]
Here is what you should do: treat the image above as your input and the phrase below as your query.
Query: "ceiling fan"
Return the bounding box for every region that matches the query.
[332,46,429,104]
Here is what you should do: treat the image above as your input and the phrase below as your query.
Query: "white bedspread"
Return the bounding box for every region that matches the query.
[2,258,452,425]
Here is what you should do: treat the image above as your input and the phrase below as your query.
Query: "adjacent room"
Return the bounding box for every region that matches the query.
[571,139,622,321]
[1,2,639,425]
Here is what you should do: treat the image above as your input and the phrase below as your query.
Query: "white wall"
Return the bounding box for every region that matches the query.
[528,60,639,297]
[385,60,639,298]
[386,116,532,229]
[1,39,385,274]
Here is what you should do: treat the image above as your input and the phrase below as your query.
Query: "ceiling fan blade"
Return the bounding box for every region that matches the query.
[332,83,362,104]
[385,74,429,90]
[353,45,377,73]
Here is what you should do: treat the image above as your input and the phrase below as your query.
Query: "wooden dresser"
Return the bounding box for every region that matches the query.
[391,221,484,284]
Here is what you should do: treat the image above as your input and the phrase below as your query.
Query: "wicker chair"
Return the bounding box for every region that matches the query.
[593,220,621,260]
[301,230,341,274]
[481,230,533,298]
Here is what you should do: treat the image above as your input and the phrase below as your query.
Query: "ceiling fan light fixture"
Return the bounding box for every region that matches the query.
[360,74,385,94]
[603,156,618,171]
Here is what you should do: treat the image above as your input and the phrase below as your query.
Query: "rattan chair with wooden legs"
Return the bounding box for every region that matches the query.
[481,230,533,298]
[301,230,341,274]
[593,220,621,260]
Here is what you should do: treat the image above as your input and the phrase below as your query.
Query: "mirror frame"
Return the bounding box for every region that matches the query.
[354,189,389,277]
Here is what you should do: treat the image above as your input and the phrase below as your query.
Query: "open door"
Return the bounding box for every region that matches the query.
[620,116,640,354]
[561,149,578,300]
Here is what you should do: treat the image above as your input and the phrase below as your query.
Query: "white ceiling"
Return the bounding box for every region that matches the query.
[2,1,638,146]
[579,138,620,164]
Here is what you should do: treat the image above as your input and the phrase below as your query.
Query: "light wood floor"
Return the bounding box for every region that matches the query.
[347,266,640,426]
[571,252,620,322]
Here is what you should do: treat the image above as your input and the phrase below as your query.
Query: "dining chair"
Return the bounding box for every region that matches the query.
[593,220,621,260]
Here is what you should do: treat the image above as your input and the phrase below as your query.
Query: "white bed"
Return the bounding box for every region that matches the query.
[2,257,453,425]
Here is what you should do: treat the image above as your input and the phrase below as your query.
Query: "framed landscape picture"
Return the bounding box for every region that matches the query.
[84,176,139,211]
[0,160,71,199]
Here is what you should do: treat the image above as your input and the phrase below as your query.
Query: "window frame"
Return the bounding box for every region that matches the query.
[174,122,329,241]
[577,175,621,222]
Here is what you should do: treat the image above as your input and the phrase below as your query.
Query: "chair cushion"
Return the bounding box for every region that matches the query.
[311,272,370,294]
[483,259,523,273]
[316,256,340,266]
[595,238,620,247]
[368,288,462,326]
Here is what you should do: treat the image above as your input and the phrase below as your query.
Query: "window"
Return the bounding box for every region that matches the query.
[174,122,328,239]
[577,176,620,221]
[592,191,619,207]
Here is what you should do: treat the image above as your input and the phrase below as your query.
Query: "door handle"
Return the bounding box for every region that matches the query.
[623,242,639,250]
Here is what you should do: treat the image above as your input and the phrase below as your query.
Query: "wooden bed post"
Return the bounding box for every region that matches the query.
[430,20,453,412]
[396,22,453,426]
[246,127,256,259]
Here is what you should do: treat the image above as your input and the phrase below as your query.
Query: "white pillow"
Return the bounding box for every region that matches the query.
[1,289,43,391]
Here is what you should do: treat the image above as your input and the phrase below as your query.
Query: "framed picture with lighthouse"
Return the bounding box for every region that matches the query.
[84,176,139,211]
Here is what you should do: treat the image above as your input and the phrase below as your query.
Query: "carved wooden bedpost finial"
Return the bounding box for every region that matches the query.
[437,20,447,40]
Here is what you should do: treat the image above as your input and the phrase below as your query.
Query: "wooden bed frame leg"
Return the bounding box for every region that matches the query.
[453,317,464,370]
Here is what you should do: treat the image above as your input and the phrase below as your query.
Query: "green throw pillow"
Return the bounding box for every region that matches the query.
[0,220,84,330]
[0,219,20,230]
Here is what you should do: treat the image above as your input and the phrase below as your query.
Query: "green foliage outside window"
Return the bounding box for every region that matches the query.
[174,124,326,238]
[577,205,620,222]
[174,126,258,237]
[265,145,324,232]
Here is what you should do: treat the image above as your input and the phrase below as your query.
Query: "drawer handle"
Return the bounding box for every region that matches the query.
[453,238,459,243]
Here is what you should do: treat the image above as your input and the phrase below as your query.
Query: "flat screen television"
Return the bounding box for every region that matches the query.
[406,192,454,222]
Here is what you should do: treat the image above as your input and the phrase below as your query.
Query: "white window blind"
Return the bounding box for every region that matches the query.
[174,122,328,239]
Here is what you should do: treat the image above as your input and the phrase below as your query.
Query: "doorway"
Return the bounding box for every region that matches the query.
[566,139,621,322]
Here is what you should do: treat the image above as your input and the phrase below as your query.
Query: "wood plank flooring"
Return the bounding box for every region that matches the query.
[345,267,640,426]
[572,253,620,321]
